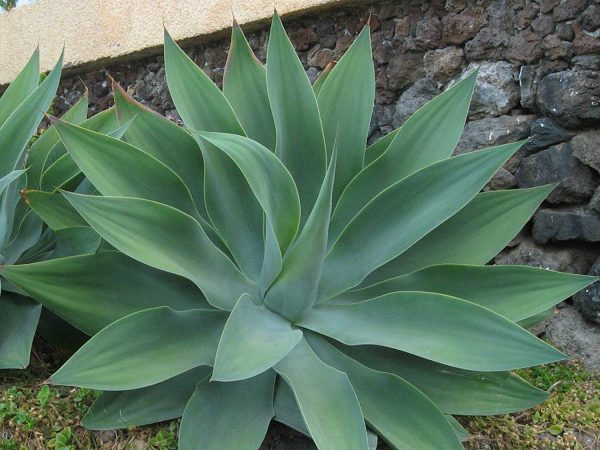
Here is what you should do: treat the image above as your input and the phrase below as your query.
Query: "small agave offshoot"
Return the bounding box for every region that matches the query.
[3,13,596,450]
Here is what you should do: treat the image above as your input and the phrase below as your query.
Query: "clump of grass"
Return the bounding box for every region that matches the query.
[461,360,600,450]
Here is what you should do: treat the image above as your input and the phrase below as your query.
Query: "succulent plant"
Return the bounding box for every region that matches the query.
[2,14,596,449]
[0,48,66,368]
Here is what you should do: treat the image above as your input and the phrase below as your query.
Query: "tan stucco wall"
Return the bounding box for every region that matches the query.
[0,0,353,86]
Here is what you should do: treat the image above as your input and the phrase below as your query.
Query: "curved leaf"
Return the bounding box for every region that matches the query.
[62,193,255,310]
[23,190,87,230]
[223,21,276,150]
[179,371,275,450]
[113,83,207,217]
[265,146,336,320]
[317,26,374,200]
[0,48,40,127]
[364,185,553,284]
[194,131,300,253]
[274,338,368,450]
[307,334,462,450]
[0,52,62,177]
[340,344,548,416]
[212,294,302,382]
[55,121,199,218]
[338,264,596,322]
[0,293,41,369]
[83,366,211,430]
[267,13,327,224]
[1,251,208,335]
[331,71,477,235]
[50,307,226,390]
[320,142,521,299]
[300,292,565,371]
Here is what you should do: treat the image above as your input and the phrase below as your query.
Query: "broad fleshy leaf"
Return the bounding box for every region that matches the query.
[341,344,548,416]
[50,307,226,390]
[83,366,211,430]
[179,371,275,450]
[274,338,368,450]
[317,25,374,200]
[0,293,41,369]
[22,190,87,230]
[364,185,554,284]
[223,21,276,150]
[267,12,327,224]
[299,292,565,371]
[337,264,596,322]
[62,193,255,310]
[331,71,477,234]
[1,251,208,335]
[212,294,302,382]
[194,131,300,253]
[265,146,336,320]
[0,49,40,127]
[0,52,62,177]
[307,334,462,450]
[320,142,521,298]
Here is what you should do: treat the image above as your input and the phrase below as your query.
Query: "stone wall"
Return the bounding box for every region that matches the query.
[52,0,600,365]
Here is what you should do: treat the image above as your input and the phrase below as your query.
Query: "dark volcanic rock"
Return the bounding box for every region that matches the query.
[488,167,517,190]
[387,52,425,91]
[516,142,599,204]
[465,27,510,60]
[455,114,534,154]
[573,257,600,324]
[423,46,464,81]
[524,117,571,153]
[441,13,485,44]
[463,61,519,118]
[494,237,597,274]
[572,130,600,173]
[392,78,440,127]
[537,69,600,128]
[533,207,600,244]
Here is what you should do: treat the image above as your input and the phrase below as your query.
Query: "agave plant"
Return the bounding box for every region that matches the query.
[0,48,68,368]
[3,14,596,449]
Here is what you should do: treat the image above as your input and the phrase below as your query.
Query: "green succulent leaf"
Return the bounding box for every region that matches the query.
[300,292,565,371]
[275,338,369,450]
[337,264,596,322]
[1,251,208,335]
[307,334,462,450]
[446,416,470,442]
[311,61,335,96]
[518,309,553,329]
[212,294,303,382]
[0,52,63,177]
[331,71,476,234]
[273,378,310,435]
[48,227,101,258]
[363,129,399,166]
[27,93,89,191]
[3,210,43,264]
[55,121,199,218]
[0,293,41,369]
[364,185,553,284]
[223,21,276,150]
[340,344,548,416]
[0,48,40,127]
[83,366,211,430]
[194,131,300,253]
[179,370,275,450]
[112,83,208,218]
[267,12,327,224]
[317,25,374,200]
[22,190,87,230]
[50,307,226,390]
[265,145,336,321]
[0,170,25,195]
[62,193,255,310]
[320,142,522,298]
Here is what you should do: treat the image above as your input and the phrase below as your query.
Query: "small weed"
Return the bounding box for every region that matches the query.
[148,422,178,450]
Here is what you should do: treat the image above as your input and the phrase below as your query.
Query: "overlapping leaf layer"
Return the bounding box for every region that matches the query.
[2,14,596,450]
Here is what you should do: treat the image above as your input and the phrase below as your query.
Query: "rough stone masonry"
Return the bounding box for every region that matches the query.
[50,0,600,370]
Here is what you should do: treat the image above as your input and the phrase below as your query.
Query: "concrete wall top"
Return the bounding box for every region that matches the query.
[0,0,351,86]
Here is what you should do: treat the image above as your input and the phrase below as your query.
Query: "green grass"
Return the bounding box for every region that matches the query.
[1,343,599,449]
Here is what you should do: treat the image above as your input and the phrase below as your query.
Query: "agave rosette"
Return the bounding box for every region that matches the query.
[2,14,596,449]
